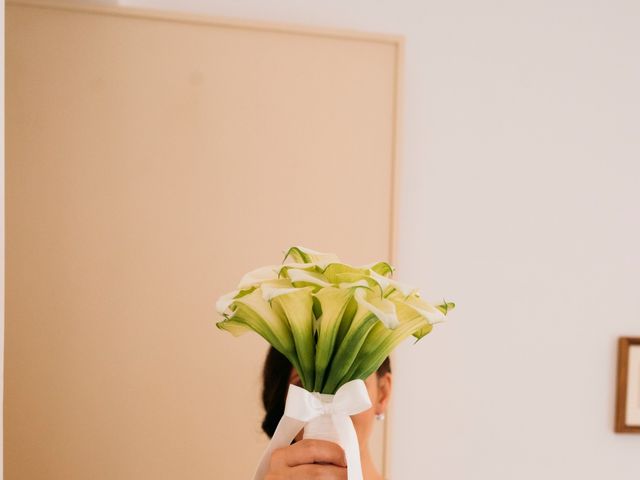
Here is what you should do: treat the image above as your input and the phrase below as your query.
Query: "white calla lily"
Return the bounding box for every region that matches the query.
[354,288,399,328]
[405,295,446,325]
[338,279,369,289]
[284,246,340,267]
[237,265,280,289]
[260,283,299,302]
[286,268,332,287]
[270,287,316,388]
[360,261,394,276]
[216,289,239,314]
[312,287,354,391]
[368,269,416,297]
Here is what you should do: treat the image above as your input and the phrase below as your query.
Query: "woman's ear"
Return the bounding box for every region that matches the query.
[375,372,392,415]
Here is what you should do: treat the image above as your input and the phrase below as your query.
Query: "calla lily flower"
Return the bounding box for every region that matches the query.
[354,288,399,329]
[270,287,316,389]
[260,282,298,301]
[368,269,416,297]
[283,246,340,268]
[286,269,333,288]
[216,289,240,314]
[237,265,281,289]
[312,287,353,391]
[404,294,446,324]
[216,246,455,393]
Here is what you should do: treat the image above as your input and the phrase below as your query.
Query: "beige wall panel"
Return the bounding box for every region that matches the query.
[5,1,401,478]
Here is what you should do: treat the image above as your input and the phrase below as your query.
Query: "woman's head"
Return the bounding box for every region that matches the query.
[261,347,392,446]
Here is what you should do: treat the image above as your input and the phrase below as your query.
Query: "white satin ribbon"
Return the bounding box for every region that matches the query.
[252,379,372,480]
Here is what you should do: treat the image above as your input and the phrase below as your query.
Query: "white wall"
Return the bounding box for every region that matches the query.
[120,1,640,478]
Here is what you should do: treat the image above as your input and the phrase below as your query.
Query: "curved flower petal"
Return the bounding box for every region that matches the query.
[368,270,416,297]
[283,246,340,267]
[216,289,240,314]
[405,294,447,325]
[361,261,394,277]
[437,300,456,315]
[321,306,378,393]
[285,268,332,288]
[258,279,297,301]
[322,263,368,284]
[312,287,354,391]
[354,288,399,328]
[237,265,280,289]
[218,288,294,356]
[270,287,316,389]
[215,314,252,336]
[338,279,370,289]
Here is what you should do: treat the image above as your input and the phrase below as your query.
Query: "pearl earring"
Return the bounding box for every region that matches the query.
[375,413,385,421]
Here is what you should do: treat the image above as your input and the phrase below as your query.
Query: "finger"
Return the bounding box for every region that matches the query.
[287,440,347,467]
[289,463,348,479]
[274,439,347,468]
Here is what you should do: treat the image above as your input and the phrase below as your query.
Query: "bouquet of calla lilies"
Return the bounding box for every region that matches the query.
[216,246,454,394]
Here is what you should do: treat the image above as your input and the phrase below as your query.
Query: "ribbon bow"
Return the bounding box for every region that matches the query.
[252,379,372,480]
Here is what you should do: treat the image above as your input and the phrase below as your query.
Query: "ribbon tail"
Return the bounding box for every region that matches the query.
[332,414,363,480]
[252,417,306,480]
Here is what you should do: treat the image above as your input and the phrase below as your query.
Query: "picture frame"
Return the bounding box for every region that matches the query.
[615,337,640,433]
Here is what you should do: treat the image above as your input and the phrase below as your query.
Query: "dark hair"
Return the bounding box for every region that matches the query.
[260,346,391,438]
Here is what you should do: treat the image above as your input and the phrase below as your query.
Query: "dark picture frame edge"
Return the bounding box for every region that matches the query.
[614,337,640,433]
